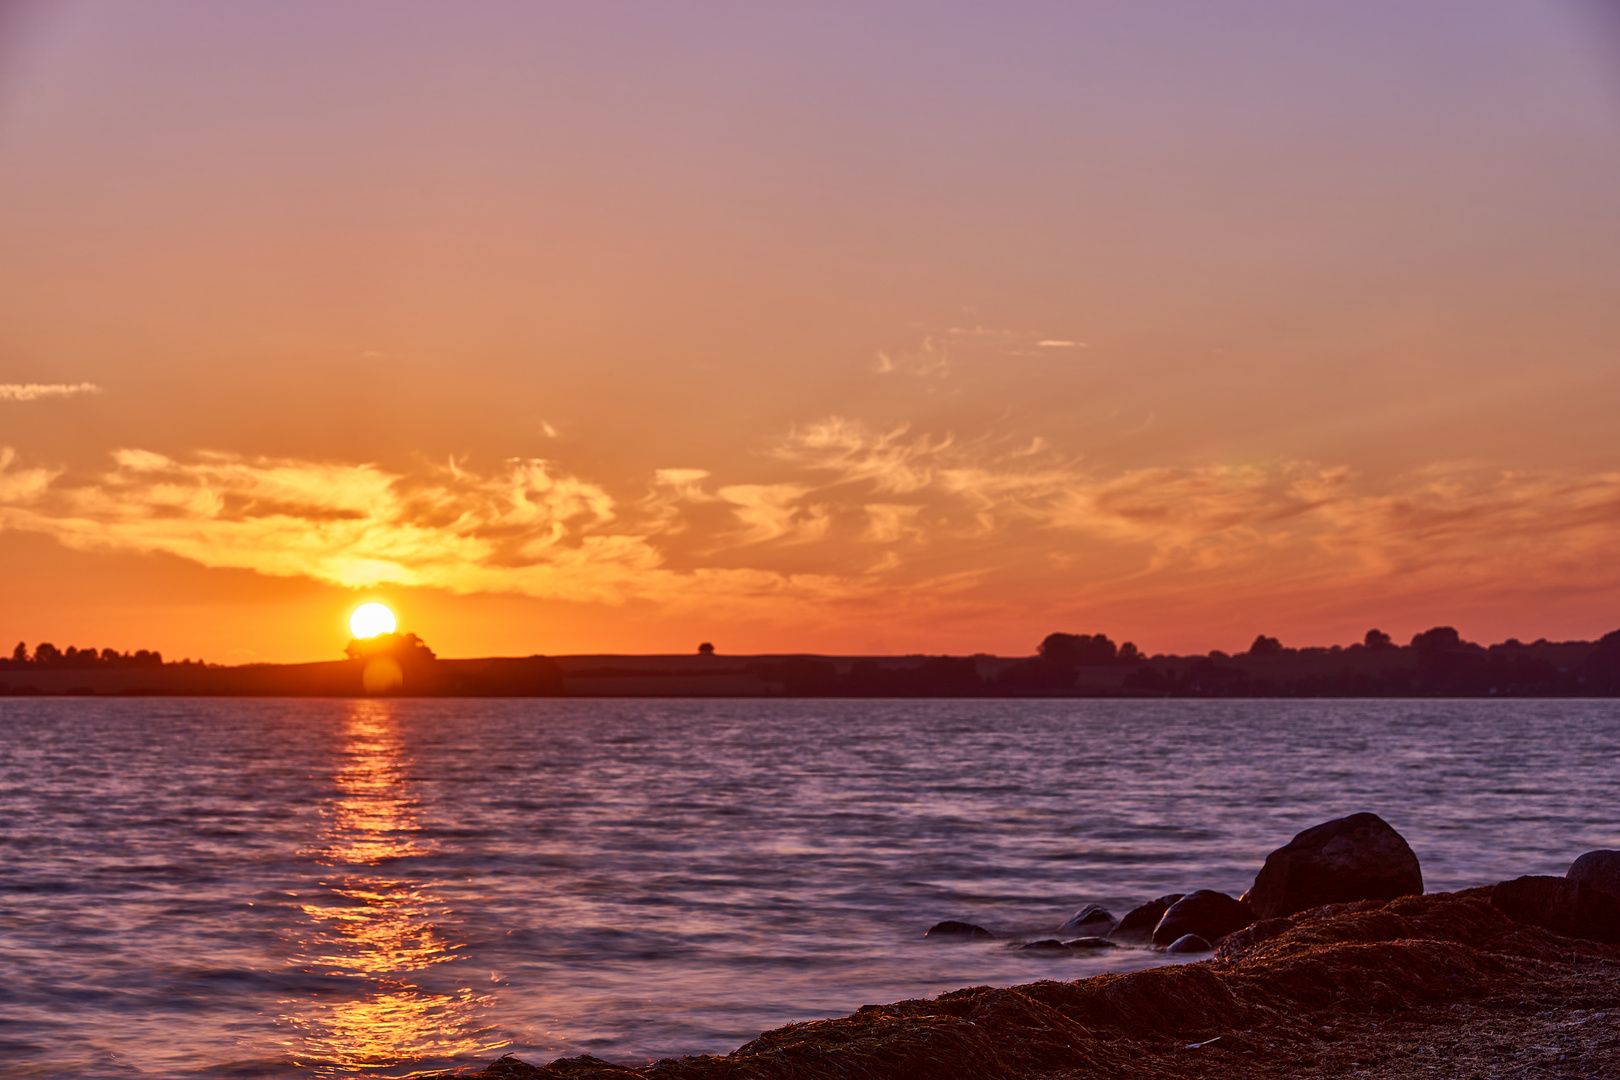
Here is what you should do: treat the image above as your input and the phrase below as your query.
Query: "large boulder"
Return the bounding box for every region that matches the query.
[1243,812,1423,920]
[1110,894,1183,940]
[1490,875,1620,944]
[1567,850,1620,899]
[1063,936,1115,950]
[1151,890,1254,947]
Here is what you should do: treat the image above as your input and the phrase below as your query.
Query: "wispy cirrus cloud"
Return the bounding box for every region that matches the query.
[1311,466,1620,581]
[715,483,828,546]
[874,336,951,377]
[0,382,101,402]
[773,417,950,494]
[763,418,1620,590]
[873,324,1090,377]
[0,447,59,502]
[862,503,923,544]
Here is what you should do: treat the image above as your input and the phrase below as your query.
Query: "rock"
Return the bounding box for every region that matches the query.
[1243,812,1423,920]
[1152,890,1254,947]
[1017,939,1071,952]
[1059,903,1115,933]
[925,920,995,940]
[1164,933,1213,954]
[1567,850,1620,899]
[1491,875,1620,944]
[1110,894,1183,940]
[1062,936,1116,950]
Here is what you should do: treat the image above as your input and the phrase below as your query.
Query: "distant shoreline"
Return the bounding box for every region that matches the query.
[2,632,1617,697]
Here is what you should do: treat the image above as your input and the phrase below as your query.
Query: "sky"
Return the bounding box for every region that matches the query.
[2,0,1619,662]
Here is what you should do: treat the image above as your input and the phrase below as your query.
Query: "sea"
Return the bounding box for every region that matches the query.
[1,697,1617,1079]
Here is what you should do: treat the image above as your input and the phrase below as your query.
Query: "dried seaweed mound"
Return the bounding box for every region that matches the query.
[441,890,1620,1080]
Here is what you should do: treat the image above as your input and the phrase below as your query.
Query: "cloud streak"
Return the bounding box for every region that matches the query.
[0,382,101,402]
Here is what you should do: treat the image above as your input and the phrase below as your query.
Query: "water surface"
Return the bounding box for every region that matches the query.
[1,697,1616,1078]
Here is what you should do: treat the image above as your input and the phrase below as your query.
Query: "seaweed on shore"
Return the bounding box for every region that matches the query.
[439,891,1620,1080]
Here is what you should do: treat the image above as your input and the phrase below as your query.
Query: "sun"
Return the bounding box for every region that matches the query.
[349,603,397,639]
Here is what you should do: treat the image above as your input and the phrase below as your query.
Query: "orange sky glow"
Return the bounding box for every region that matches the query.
[3,1,1619,662]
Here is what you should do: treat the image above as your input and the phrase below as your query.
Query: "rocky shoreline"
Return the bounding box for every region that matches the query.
[429,815,1620,1080]
[443,888,1619,1079]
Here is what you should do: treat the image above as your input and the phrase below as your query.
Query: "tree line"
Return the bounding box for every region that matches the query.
[750,626,1620,697]
[3,642,168,669]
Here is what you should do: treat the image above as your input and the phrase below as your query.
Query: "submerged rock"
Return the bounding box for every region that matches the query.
[1243,811,1423,920]
[1017,938,1072,952]
[1111,894,1183,940]
[1164,933,1213,954]
[1567,850,1620,899]
[1152,890,1254,947]
[925,920,995,940]
[1062,936,1116,950]
[1490,875,1620,944]
[1059,903,1115,933]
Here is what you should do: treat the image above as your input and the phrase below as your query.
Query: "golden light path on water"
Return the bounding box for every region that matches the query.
[280,700,507,1076]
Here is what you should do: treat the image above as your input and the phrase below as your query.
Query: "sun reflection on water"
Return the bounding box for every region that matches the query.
[281,700,506,1076]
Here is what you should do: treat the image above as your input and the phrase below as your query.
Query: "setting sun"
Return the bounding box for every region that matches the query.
[350,603,397,639]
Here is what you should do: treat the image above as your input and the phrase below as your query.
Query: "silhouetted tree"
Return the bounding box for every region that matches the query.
[1582,628,1620,694]
[1117,641,1144,665]
[11,642,26,664]
[1038,632,1118,666]
[1410,626,1464,652]
[1407,626,1487,692]
[345,632,437,664]
[1247,634,1285,657]
[34,642,61,665]
[1363,629,1394,650]
[697,642,715,655]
